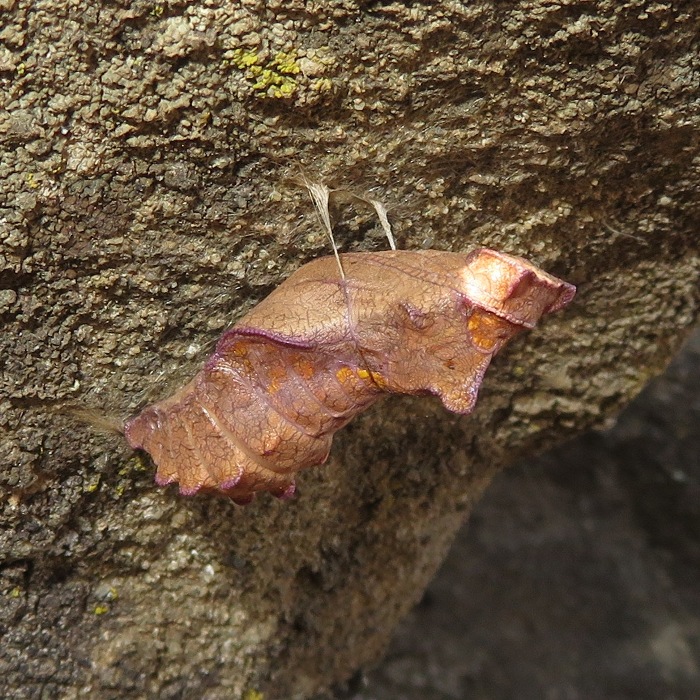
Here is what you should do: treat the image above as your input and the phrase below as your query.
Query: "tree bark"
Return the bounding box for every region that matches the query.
[1,1,698,698]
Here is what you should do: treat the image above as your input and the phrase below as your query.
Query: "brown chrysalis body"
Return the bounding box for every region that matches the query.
[124,248,575,504]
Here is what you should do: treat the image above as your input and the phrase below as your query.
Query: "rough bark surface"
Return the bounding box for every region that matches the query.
[0,1,698,699]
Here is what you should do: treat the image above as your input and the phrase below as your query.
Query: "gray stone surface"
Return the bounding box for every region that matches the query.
[353,328,700,700]
[1,1,699,698]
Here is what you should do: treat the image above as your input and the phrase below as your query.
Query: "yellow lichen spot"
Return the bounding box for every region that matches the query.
[230,48,259,69]
[272,51,301,75]
[253,68,297,97]
[150,3,164,17]
[9,587,22,598]
[243,691,264,700]
[252,73,271,89]
[233,51,299,98]
[356,368,372,381]
[118,456,145,477]
[272,81,296,98]
[25,173,39,189]
[312,77,333,92]
[94,604,109,615]
[84,475,101,493]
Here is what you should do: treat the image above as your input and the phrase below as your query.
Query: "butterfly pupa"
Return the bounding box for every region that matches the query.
[125,187,575,504]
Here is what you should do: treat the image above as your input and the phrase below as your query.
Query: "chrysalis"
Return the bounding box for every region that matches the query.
[124,246,575,504]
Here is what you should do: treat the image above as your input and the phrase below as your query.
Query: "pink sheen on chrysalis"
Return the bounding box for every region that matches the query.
[124,248,575,505]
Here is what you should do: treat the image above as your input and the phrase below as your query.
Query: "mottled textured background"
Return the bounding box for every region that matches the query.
[1,1,699,698]
[353,328,700,700]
